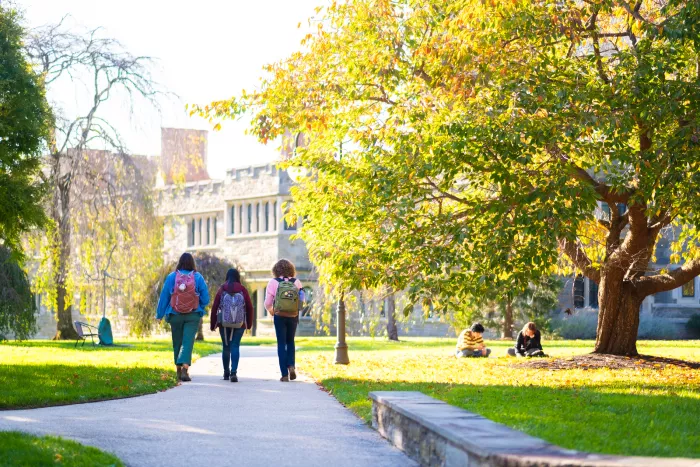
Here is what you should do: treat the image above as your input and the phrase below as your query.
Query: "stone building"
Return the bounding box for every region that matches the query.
[157,162,317,336]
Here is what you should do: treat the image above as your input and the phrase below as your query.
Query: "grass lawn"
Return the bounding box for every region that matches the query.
[295,337,700,458]
[0,337,273,409]
[0,431,123,466]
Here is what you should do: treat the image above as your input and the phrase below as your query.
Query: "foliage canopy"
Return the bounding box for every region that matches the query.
[199,0,700,353]
[0,7,50,254]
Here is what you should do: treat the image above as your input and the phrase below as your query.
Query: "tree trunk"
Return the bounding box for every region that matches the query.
[386,293,398,341]
[502,297,514,339]
[594,271,641,356]
[196,317,204,341]
[53,185,78,340]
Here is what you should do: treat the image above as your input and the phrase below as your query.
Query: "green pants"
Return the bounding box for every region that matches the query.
[167,312,200,366]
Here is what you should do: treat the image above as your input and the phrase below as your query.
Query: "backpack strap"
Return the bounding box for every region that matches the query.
[274,277,297,283]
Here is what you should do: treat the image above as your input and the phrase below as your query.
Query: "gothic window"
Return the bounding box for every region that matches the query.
[573,275,585,308]
[198,218,203,245]
[588,279,599,308]
[273,201,278,230]
[238,205,243,234]
[213,217,217,243]
[189,219,195,247]
[682,280,695,298]
[206,218,211,244]
[265,202,270,231]
[655,238,671,264]
[655,290,674,303]
[256,203,260,232]
[230,205,235,235]
[247,204,252,233]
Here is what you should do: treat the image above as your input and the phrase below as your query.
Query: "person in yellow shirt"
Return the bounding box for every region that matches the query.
[455,323,491,357]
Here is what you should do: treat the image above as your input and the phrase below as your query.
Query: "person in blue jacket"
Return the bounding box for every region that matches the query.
[156,253,209,382]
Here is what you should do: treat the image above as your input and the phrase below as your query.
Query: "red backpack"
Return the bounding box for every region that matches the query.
[170,271,199,313]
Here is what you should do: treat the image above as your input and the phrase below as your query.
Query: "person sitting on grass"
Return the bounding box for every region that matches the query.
[507,322,546,357]
[455,323,491,358]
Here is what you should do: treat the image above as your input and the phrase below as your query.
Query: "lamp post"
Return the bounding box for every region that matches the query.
[288,133,350,365]
[334,291,350,364]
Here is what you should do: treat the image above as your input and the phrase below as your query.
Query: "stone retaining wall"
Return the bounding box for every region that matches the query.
[369,391,696,467]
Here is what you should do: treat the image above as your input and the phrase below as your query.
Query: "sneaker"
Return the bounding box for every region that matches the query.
[180,366,191,382]
[288,366,297,381]
[280,376,290,382]
[230,373,238,383]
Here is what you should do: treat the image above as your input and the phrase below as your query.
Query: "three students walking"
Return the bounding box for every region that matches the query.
[157,254,303,383]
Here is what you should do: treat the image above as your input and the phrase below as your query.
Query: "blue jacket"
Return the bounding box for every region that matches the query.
[156,270,210,319]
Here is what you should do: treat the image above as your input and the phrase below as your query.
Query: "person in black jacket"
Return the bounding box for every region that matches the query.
[507,322,546,357]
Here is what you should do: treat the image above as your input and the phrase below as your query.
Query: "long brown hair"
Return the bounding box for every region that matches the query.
[176,252,197,272]
[522,322,537,335]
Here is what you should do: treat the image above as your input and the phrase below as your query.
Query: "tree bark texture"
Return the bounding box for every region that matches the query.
[53,181,78,340]
[502,297,514,339]
[386,294,399,341]
[594,271,642,355]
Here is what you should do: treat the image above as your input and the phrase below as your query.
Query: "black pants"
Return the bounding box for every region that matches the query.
[508,348,546,357]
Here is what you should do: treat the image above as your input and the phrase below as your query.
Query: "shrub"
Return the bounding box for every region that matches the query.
[551,309,598,340]
[129,252,245,337]
[686,314,700,338]
[552,309,684,340]
[0,246,36,340]
[637,315,680,340]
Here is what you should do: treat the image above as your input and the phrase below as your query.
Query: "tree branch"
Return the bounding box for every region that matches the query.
[548,145,632,203]
[559,237,601,283]
[636,258,700,297]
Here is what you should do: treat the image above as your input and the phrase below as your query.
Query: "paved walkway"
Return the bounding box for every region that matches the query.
[0,347,414,467]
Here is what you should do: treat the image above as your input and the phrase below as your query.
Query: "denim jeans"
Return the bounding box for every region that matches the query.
[273,315,298,377]
[166,312,200,365]
[219,327,245,374]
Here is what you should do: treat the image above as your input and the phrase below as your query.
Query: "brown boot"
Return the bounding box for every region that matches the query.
[180,366,191,382]
[288,366,297,381]
[280,376,289,382]
[176,365,182,380]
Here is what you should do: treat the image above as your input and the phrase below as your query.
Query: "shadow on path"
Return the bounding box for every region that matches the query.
[0,347,414,467]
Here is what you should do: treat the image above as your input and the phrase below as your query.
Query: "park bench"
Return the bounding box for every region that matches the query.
[73,321,99,347]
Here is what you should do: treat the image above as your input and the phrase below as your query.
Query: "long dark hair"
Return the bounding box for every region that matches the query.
[226,268,240,284]
[176,252,197,272]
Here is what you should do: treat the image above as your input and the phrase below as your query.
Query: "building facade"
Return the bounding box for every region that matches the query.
[157,163,317,336]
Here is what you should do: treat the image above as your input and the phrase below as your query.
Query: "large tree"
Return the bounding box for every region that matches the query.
[26,20,161,339]
[199,0,700,355]
[0,6,50,255]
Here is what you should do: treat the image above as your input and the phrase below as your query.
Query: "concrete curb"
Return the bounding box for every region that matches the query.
[369,391,699,467]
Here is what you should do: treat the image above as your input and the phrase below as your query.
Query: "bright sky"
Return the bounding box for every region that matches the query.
[19,0,321,178]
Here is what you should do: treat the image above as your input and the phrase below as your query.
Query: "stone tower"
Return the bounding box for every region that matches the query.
[160,128,210,183]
